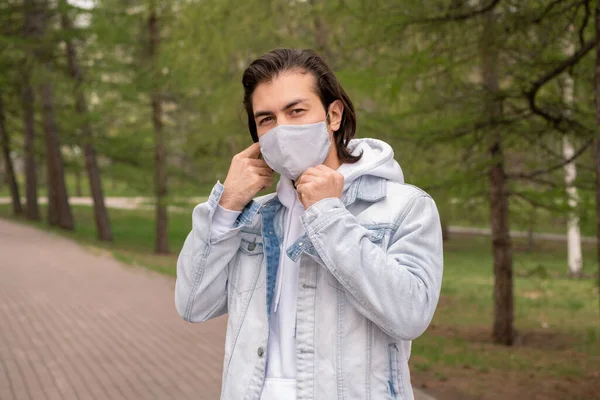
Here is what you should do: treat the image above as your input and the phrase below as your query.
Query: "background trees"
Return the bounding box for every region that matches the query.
[0,0,598,344]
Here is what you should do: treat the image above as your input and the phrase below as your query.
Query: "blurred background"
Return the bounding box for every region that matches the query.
[1,0,599,399]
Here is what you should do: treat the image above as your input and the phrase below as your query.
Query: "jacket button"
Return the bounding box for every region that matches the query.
[257,346,264,357]
[248,242,256,251]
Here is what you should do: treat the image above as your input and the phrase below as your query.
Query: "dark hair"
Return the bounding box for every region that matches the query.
[242,48,362,164]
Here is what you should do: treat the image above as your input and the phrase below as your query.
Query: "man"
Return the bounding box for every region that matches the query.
[176,48,443,400]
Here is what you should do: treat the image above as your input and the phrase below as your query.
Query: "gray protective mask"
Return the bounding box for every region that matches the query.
[258,119,331,181]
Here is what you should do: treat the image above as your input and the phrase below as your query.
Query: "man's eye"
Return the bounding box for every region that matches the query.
[259,116,273,125]
[291,109,305,115]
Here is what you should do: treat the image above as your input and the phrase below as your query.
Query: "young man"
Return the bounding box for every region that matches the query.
[175,48,443,400]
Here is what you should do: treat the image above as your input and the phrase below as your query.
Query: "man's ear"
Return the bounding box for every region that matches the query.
[327,100,344,132]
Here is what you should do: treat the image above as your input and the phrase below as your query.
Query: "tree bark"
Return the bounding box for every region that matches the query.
[60,2,112,241]
[594,0,600,319]
[21,0,41,221]
[0,92,23,216]
[149,6,168,254]
[39,80,74,230]
[562,28,583,278]
[563,134,583,277]
[33,0,73,230]
[482,9,514,345]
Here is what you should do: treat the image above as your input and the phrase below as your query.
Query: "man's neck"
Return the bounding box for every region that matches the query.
[323,147,342,170]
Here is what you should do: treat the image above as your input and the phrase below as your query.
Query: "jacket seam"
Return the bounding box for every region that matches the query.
[183,241,212,321]
[336,288,345,400]
[365,320,371,400]
[391,194,430,232]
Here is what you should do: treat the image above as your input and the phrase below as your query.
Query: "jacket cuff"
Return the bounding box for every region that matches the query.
[300,197,347,234]
[211,204,242,237]
[206,181,261,242]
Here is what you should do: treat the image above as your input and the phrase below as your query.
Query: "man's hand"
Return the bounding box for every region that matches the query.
[219,143,274,211]
[296,165,344,209]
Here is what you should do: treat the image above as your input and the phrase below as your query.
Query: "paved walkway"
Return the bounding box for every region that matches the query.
[0,218,435,400]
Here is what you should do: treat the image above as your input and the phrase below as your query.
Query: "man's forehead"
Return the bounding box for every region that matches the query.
[252,72,319,111]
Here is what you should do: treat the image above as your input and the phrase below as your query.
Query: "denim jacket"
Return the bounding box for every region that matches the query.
[175,174,443,400]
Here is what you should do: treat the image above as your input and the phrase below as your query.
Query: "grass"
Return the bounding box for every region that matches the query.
[0,173,218,198]
[0,203,188,276]
[0,174,140,197]
[1,203,599,399]
[446,198,597,237]
[410,236,600,400]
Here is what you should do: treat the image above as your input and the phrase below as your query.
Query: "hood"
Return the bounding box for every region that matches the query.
[337,138,404,191]
[277,138,403,208]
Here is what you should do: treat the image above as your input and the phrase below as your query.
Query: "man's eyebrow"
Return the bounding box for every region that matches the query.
[253,98,309,119]
[282,98,308,111]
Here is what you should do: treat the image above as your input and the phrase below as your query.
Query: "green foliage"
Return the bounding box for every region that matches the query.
[0,0,596,237]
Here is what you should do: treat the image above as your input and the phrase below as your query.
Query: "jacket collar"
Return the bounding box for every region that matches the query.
[342,175,387,206]
[256,174,388,218]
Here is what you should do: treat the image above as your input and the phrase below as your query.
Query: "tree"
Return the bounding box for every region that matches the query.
[359,0,597,344]
[148,2,168,254]
[60,0,112,241]
[36,0,74,230]
[0,90,23,216]
[481,7,514,345]
[21,0,41,221]
[594,0,600,317]
[562,28,583,278]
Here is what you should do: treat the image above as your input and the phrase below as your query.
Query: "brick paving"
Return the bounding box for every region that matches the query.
[0,218,226,400]
[0,218,435,400]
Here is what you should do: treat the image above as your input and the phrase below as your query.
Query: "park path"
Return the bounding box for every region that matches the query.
[0,218,436,400]
[0,218,226,400]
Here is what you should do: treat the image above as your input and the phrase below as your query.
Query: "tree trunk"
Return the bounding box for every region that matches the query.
[482,10,514,345]
[563,136,583,276]
[21,0,41,221]
[39,80,74,230]
[0,92,23,216]
[594,0,600,319]
[33,0,73,230]
[562,29,583,278]
[61,2,112,241]
[149,7,168,254]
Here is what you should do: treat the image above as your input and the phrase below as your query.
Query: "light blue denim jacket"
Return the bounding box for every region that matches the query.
[176,144,443,399]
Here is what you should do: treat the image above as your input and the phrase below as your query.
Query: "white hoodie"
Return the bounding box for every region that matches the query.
[212,138,404,400]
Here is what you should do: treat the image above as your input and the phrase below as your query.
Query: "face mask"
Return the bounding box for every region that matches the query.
[258,118,331,181]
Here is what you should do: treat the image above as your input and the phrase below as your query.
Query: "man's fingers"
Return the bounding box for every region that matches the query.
[297,174,325,187]
[315,164,333,172]
[301,166,328,177]
[238,142,261,159]
[253,166,274,177]
[258,175,273,191]
[247,158,271,168]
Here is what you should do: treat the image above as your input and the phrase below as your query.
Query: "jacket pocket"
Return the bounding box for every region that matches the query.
[387,343,403,399]
[229,236,265,294]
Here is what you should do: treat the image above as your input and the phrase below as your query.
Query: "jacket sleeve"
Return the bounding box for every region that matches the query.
[175,181,260,323]
[300,195,443,341]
